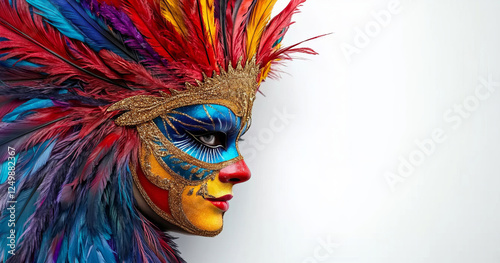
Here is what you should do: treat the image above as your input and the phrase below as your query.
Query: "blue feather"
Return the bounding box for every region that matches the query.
[47,0,137,61]
[86,245,106,263]
[24,140,56,180]
[2,98,55,123]
[0,53,41,68]
[0,153,17,183]
[94,236,116,262]
[56,236,69,263]
[25,0,86,42]
[36,226,53,263]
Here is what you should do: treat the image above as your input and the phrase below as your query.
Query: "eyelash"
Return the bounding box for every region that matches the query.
[172,133,225,163]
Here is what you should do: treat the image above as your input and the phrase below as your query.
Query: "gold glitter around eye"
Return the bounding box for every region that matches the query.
[137,120,242,176]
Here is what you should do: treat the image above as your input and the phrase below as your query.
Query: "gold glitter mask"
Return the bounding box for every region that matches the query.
[108,58,259,236]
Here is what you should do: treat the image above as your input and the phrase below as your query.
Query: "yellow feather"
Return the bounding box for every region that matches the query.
[160,0,187,36]
[259,43,281,82]
[200,0,216,46]
[259,63,271,84]
[259,43,281,83]
[246,0,278,59]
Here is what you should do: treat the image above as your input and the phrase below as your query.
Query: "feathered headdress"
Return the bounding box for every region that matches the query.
[0,0,316,262]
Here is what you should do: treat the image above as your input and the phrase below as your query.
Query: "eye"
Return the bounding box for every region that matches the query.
[189,131,227,149]
[199,134,216,145]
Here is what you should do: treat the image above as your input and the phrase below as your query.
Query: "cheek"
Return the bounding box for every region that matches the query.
[181,185,223,232]
[135,162,172,217]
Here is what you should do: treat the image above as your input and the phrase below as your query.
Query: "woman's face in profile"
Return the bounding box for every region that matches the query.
[133,103,251,236]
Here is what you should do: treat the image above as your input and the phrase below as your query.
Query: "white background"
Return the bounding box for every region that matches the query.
[177,0,500,262]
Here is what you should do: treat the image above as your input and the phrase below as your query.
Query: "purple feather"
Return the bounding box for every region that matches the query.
[81,0,167,67]
[53,233,64,260]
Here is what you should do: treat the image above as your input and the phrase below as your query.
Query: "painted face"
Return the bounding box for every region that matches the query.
[133,104,251,236]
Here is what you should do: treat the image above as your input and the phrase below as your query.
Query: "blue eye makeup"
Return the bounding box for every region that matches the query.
[153,104,242,165]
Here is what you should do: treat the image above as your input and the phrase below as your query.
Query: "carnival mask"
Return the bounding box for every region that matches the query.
[109,59,259,236]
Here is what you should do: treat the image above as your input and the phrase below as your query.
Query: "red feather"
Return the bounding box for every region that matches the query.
[259,35,322,69]
[257,0,305,64]
[89,132,120,194]
[179,0,217,74]
[230,0,254,66]
[115,127,140,164]
[121,0,176,61]
[96,0,122,7]
[99,50,179,93]
[0,98,24,119]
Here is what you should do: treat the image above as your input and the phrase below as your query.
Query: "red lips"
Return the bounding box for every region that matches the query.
[206,195,233,212]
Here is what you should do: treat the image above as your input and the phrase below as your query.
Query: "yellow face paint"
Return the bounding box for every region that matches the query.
[181,176,233,232]
[134,136,250,236]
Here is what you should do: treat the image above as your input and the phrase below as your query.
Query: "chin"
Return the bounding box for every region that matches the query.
[184,211,224,234]
[181,199,224,231]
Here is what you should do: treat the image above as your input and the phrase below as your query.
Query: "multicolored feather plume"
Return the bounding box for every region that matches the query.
[0,0,317,261]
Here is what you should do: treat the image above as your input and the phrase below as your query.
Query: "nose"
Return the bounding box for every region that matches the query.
[218,160,251,184]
